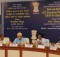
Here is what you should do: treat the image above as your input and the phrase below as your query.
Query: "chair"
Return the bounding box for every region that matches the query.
[25,38,30,44]
[2,37,10,45]
[45,39,50,47]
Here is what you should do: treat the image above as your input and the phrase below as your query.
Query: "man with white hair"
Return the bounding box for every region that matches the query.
[13,32,26,46]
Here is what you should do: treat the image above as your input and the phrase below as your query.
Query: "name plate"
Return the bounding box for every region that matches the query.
[50,46,57,50]
[25,44,33,48]
[38,45,45,49]
[9,44,18,47]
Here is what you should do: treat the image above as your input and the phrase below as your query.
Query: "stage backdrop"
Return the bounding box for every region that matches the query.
[4,1,60,43]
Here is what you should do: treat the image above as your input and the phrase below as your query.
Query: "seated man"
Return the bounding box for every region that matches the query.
[13,32,26,46]
[37,33,47,46]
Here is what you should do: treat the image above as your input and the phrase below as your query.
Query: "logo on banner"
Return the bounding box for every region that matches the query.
[32,2,39,13]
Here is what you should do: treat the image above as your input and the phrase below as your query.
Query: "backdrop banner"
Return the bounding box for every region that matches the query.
[4,1,60,43]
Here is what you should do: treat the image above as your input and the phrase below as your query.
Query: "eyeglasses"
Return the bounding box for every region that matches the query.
[17,36,22,37]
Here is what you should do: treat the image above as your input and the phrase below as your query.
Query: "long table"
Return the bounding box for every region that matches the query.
[0,46,60,57]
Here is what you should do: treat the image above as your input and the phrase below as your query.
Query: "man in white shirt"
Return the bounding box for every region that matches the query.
[37,33,46,45]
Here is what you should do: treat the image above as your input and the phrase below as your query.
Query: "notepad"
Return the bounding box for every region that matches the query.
[38,45,45,49]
